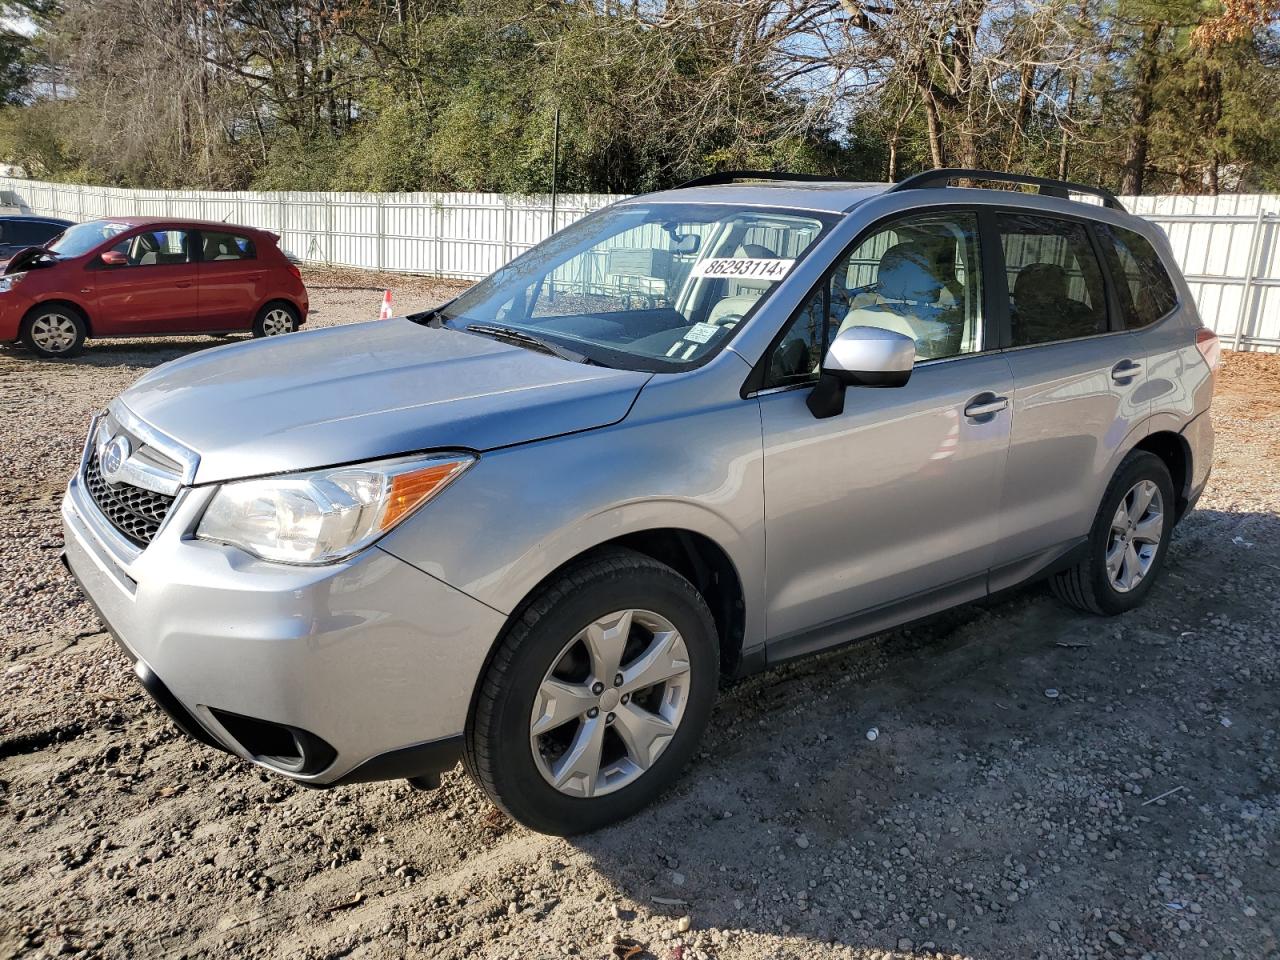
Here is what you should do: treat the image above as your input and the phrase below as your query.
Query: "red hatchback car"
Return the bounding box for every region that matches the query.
[0,217,309,358]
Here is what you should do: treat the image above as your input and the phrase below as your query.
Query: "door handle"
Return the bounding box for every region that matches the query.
[964,393,1008,419]
[175,281,193,288]
[1111,359,1142,381]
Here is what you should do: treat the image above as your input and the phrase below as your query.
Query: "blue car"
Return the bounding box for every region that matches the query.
[0,215,74,261]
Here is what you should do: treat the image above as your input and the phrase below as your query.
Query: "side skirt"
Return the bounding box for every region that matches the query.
[745,537,1089,674]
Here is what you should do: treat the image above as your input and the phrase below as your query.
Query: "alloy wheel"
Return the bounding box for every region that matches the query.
[530,609,691,798]
[1105,479,1164,593]
[260,308,295,336]
[30,313,79,353]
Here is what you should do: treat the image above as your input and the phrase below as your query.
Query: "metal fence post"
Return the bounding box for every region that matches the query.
[503,198,512,267]
[1231,206,1265,351]
[325,195,334,265]
[434,201,443,277]
[376,194,385,271]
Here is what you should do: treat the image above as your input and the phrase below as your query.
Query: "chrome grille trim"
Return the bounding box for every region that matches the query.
[104,400,200,486]
[84,451,176,546]
[77,404,197,550]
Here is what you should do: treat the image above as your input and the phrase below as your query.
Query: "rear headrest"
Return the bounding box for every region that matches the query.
[1013,262,1068,305]
[877,242,943,303]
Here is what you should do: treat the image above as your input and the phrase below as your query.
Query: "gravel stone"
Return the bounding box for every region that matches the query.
[1,286,1277,960]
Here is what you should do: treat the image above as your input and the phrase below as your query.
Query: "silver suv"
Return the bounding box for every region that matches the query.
[62,169,1218,834]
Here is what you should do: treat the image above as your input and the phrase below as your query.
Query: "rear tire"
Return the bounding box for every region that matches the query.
[1050,450,1175,616]
[252,301,299,338]
[464,548,719,835]
[21,305,86,359]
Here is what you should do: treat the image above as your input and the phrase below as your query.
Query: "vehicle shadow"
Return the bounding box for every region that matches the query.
[1,335,250,370]
[564,507,1278,957]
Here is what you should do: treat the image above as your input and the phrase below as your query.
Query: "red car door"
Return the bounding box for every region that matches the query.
[195,230,266,331]
[91,228,200,334]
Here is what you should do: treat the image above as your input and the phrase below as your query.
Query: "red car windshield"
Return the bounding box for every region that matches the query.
[48,221,130,257]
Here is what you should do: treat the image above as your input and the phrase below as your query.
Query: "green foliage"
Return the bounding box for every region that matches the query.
[0,29,33,105]
[1,0,1278,195]
[0,99,75,176]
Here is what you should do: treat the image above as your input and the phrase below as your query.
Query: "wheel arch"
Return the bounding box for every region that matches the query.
[1133,429,1192,521]
[255,297,302,321]
[23,298,93,337]
[466,526,749,731]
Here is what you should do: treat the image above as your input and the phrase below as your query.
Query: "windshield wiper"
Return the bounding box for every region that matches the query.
[465,323,595,365]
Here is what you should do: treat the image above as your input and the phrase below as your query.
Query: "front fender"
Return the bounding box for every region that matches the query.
[377,379,767,652]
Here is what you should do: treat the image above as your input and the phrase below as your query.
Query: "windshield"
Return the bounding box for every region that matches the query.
[48,221,130,258]
[439,203,835,371]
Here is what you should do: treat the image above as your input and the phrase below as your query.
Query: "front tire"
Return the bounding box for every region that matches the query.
[1050,450,1176,615]
[464,549,719,835]
[21,305,86,359]
[252,301,299,338]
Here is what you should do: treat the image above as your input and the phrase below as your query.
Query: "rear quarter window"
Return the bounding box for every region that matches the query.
[1098,224,1178,329]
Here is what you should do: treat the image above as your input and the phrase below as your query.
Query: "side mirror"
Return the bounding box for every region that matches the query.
[99,250,128,267]
[807,326,915,419]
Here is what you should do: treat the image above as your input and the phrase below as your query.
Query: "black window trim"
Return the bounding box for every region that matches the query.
[743,203,998,398]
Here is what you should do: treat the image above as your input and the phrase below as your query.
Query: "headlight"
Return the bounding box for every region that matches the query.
[196,453,474,564]
[0,273,25,293]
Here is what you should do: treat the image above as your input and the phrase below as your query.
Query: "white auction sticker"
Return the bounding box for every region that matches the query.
[692,257,795,281]
[682,322,719,343]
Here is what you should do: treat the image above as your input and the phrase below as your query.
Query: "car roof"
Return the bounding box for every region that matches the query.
[87,216,265,234]
[0,214,74,225]
[622,181,890,215]
[619,171,1142,225]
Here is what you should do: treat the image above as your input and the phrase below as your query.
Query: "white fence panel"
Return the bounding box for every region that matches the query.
[2,176,1277,348]
[1124,194,1280,350]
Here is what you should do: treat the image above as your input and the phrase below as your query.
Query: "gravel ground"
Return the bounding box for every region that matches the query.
[0,271,1277,960]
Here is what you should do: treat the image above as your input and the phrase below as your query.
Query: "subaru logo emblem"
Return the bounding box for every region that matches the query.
[101,435,131,482]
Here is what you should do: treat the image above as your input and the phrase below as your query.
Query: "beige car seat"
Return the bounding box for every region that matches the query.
[835,242,953,354]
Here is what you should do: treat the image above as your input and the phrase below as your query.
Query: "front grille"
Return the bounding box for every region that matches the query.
[84,451,176,546]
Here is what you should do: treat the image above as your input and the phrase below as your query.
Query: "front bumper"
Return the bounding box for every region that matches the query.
[61,467,505,786]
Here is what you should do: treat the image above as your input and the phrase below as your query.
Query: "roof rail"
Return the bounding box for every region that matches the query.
[674,170,851,189]
[890,168,1125,211]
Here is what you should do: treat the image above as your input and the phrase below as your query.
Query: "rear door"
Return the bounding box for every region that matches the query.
[195,230,266,331]
[92,227,200,334]
[1095,222,1188,414]
[991,211,1148,584]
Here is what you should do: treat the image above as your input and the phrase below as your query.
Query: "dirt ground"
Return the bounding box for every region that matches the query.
[0,270,1277,960]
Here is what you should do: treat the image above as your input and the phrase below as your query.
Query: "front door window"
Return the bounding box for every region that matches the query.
[765,212,985,388]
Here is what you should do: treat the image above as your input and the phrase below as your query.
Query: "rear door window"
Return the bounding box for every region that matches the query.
[996,213,1108,346]
[200,231,256,262]
[4,220,64,247]
[26,221,66,246]
[1097,224,1178,328]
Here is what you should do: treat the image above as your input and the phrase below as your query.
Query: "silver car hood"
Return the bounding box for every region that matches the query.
[119,319,652,484]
